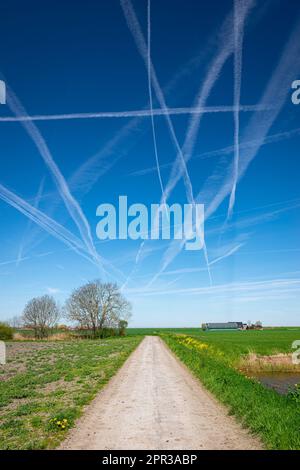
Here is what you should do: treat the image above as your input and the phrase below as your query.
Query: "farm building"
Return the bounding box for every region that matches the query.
[202,322,245,331]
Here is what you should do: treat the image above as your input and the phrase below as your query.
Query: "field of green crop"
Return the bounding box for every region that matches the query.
[162,332,300,449]
[0,336,142,450]
[1,328,299,450]
[129,327,300,360]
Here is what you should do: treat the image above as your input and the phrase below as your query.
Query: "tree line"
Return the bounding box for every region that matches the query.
[9,280,131,339]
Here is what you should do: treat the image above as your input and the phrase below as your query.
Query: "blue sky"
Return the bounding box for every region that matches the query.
[0,0,300,326]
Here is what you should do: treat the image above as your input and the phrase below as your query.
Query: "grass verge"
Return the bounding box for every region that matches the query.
[0,336,142,449]
[162,334,300,450]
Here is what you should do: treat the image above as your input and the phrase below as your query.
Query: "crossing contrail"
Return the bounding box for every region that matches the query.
[120,0,214,285]
[124,278,300,298]
[0,182,128,281]
[147,15,300,281]
[161,0,256,206]
[145,6,239,287]
[227,0,255,220]
[61,0,272,200]
[6,87,105,275]
[208,243,245,266]
[205,15,300,223]
[58,0,269,204]
[147,0,165,203]
[16,178,45,266]
[0,104,270,122]
[120,0,194,207]
[120,241,145,291]
[127,126,300,177]
[0,183,97,267]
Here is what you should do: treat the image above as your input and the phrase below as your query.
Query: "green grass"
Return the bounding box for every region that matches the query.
[0,336,142,449]
[178,328,300,363]
[162,333,300,450]
[128,327,300,361]
[2,327,299,449]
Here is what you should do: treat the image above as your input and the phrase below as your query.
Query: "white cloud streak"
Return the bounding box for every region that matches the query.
[147,0,165,203]
[125,278,300,298]
[148,13,300,282]
[0,183,97,266]
[227,0,252,219]
[16,178,44,266]
[208,242,244,266]
[120,0,194,206]
[0,104,270,122]
[162,1,256,206]
[127,126,300,177]
[120,0,216,285]
[53,0,271,200]
[205,15,300,222]
[6,87,106,275]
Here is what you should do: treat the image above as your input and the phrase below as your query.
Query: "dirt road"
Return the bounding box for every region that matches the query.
[60,336,262,450]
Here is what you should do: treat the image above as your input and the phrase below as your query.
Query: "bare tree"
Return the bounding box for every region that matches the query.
[22,295,60,339]
[65,280,131,337]
[98,282,131,331]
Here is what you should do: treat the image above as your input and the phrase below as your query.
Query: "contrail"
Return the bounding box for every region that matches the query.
[144,5,241,287]
[161,23,234,204]
[148,15,300,279]
[124,278,300,298]
[120,241,145,291]
[140,241,245,282]
[162,0,256,205]
[6,87,104,273]
[147,0,165,203]
[208,243,244,266]
[127,125,300,177]
[195,127,300,162]
[5,0,270,218]
[145,3,256,287]
[68,116,142,194]
[210,200,300,237]
[16,178,45,266]
[164,275,184,287]
[146,1,269,286]
[1,256,30,267]
[0,183,97,266]
[64,0,271,199]
[146,236,212,288]
[120,0,194,207]
[205,14,300,223]
[135,241,146,265]
[0,104,270,122]
[120,0,213,285]
[227,0,249,219]
[0,183,128,281]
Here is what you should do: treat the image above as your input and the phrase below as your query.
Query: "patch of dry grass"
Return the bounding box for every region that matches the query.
[0,336,142,449]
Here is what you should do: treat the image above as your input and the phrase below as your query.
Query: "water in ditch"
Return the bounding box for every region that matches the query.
[251,372,300,395]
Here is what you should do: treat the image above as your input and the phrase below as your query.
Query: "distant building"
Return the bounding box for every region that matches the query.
[202,322,245,331]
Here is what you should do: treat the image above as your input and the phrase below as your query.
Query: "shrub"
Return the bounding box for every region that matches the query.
[118,320,128,336]
[0,322,13,340]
